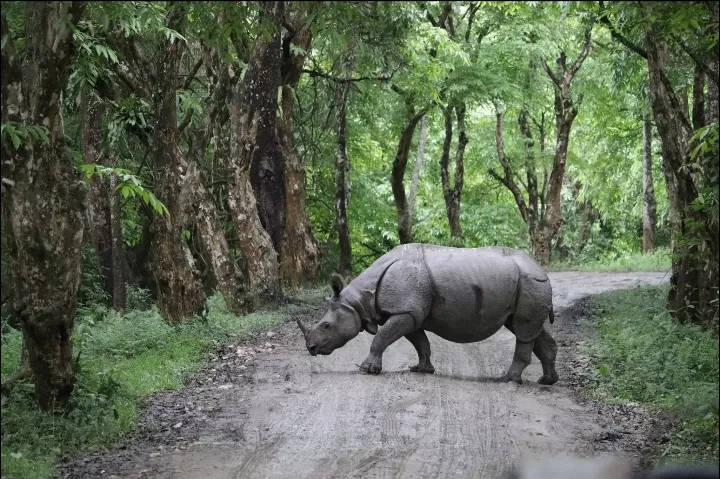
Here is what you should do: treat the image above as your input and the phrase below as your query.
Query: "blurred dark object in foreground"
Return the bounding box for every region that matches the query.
[503,456,719,479]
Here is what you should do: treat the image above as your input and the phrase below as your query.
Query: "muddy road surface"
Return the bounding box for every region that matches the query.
[61,272,670,479]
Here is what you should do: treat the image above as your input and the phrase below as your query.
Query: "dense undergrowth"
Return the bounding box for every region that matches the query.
[548,248,672,273]
[0,287,326,479]
[583,286,719,464]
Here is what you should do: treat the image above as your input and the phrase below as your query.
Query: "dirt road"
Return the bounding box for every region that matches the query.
[62,272,669,479]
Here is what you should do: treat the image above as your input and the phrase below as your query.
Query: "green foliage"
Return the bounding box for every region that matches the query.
[79,164,169,216]
[0,287,327,479]
[76,244,110,310]
[0,122,49,150]
[584,286,719,461]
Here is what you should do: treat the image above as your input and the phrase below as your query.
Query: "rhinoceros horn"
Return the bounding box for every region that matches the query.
[295,317,310,338]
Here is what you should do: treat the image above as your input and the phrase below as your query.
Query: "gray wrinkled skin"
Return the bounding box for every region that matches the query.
[302,243,559,385]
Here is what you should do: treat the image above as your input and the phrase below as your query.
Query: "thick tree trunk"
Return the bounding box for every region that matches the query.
[182,162,247,314]
[392,102,426,245]
[641,112,657,252]
[278,8,319,287]
[248,1,286,258]
[530,233,552,266]
[149,3,206,322]
[408,114,428,224]
[0,2,88,409]
[440,105,467,240]
[334,81,352,275]
[646,34,718,329]
[185,55,247,313]
[225,1,284,306]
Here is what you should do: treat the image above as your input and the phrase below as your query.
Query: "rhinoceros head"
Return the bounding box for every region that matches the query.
[297,274,362,356]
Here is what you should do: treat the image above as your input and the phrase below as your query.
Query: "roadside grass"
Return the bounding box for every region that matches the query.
[582,285,719,464]
[0,287,326,479]
[549,248,672,273]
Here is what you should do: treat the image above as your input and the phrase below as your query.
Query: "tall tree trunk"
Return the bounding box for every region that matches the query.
[0,2,88,410]
[440,105,467,240]
[82,93,113,297]
[184,51,247,314]
[646,33,717,328]
[279,6,319,287]
[149,3,206,322]
[225,1,284,306]
[641,112,657,252]
[408,114,428,225]
[82,92,126,312]
[182,162,247,313]
[577,199,597,253]
[334,81,352,275]
[248,1,286,259]
[392,96,426,245]
[107,173,126,312]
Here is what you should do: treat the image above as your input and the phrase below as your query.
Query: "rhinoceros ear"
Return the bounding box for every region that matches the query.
[330,274,344,300]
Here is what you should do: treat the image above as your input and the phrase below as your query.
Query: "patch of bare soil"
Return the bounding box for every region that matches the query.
[58,272,671,479]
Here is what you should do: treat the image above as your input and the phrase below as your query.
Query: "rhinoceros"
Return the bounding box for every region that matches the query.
[296,243,559,385]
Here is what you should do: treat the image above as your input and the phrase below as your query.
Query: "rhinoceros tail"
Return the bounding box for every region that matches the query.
[549,308,555,324]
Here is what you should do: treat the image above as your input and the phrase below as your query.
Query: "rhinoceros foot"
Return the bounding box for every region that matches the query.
[537,373,559,385]
[503,373,524,385]
[359,356,382,374]
[409,364,435,374]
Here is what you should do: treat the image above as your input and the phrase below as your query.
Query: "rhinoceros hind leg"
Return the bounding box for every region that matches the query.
[503,339,534,384]
[405,330,435,374]
[533,327,559,385]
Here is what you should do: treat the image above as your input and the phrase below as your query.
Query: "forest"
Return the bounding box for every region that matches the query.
[0,1,718,477]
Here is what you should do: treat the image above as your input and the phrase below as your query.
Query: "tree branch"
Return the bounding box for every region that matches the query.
[301,68,397,84]
[542,59,561,86]
[598,1,648,59]
[569,20,594,78]
[492,102,529,223]
[178,109,193,135]
[673,34,719,87]
[182,58,204,91]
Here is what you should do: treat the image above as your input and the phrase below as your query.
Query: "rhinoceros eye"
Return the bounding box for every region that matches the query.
[322,322,330,329]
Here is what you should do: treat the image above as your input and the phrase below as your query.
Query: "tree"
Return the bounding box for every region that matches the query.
[278,3,320,287]
[147,2,206,322]
[82,92,127,312]
[408,115,429,226]
[225,1,284,305]
[391,90,428,244]
[248,2,287,262]
[334,73,353,275]
[1,1,88,409]
[641,111,657,252]
[491,20,594,265]
[600,1,719,330]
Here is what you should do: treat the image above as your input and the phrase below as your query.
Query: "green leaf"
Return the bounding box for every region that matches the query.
[598,364,609,376]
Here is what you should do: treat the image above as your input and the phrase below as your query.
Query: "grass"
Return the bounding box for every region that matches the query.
[549,248,672,273]
[0,287,327,479]
[582,285,719,464]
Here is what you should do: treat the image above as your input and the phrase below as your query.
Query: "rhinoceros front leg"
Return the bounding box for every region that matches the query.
[405,330,435,374]
[359,313,417,374]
